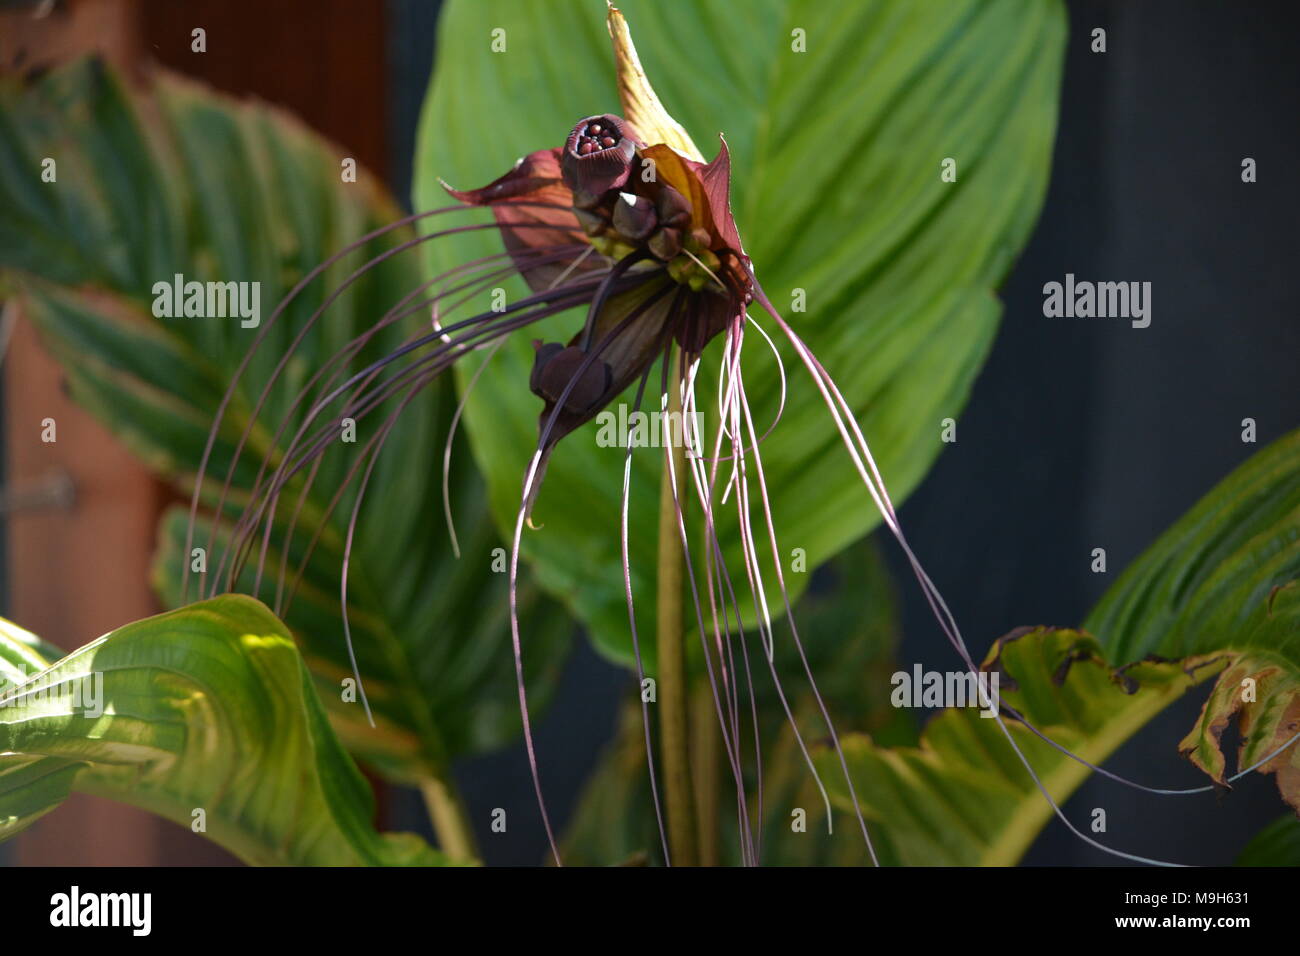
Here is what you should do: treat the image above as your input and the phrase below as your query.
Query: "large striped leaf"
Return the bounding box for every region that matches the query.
[414,0,1066,662]
[0,598,446,865]
[0,60,572,785]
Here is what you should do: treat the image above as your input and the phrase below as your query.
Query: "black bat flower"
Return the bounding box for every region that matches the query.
[442,109,751,502]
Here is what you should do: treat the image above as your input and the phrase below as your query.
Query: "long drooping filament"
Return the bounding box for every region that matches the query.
[184,202,591,603]
[182,202,637,743]
[510,281,676,864]
[704,312,881,864]
[216,249,608,601]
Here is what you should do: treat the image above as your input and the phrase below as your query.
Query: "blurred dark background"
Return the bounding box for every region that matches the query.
[1,0,1296,866]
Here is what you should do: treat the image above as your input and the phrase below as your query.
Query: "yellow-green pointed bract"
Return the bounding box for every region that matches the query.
[607,4,703,162]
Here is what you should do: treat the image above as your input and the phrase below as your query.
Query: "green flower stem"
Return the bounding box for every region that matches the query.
[419,774,480,863]
[691,680,721,866]
[657,347,697,866]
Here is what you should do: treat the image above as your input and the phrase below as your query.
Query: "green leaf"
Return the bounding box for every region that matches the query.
[414,0,1066,663]
[820,628,1221,865]
[1086,430,1300,813]
[0,618,62,689]
[1237,815,1300,866]
[0,60,573,782]
[1085,432,1300,665]
[0,597,447,865]
[819,430,1300,864]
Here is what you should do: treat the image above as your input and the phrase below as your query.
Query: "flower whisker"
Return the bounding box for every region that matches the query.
[183,203,579,602]
[659,341,758,864]
[753,283,1189,867]
[511,282,682,865]
[441,337,508,560]
[619,359,674,867]
[729,334,879,860]
[249,243,595,592]
[681,359,767,864]
[230,292,596,591]
[216,264,615,601]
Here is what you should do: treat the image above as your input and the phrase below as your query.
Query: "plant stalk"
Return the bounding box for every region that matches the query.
[419,774,480,863]
[691,679,721,866]
[657,346,697,866]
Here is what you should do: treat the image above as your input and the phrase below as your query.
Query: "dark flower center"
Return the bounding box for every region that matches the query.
[561,114,637,203]
[575,121,620,156]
